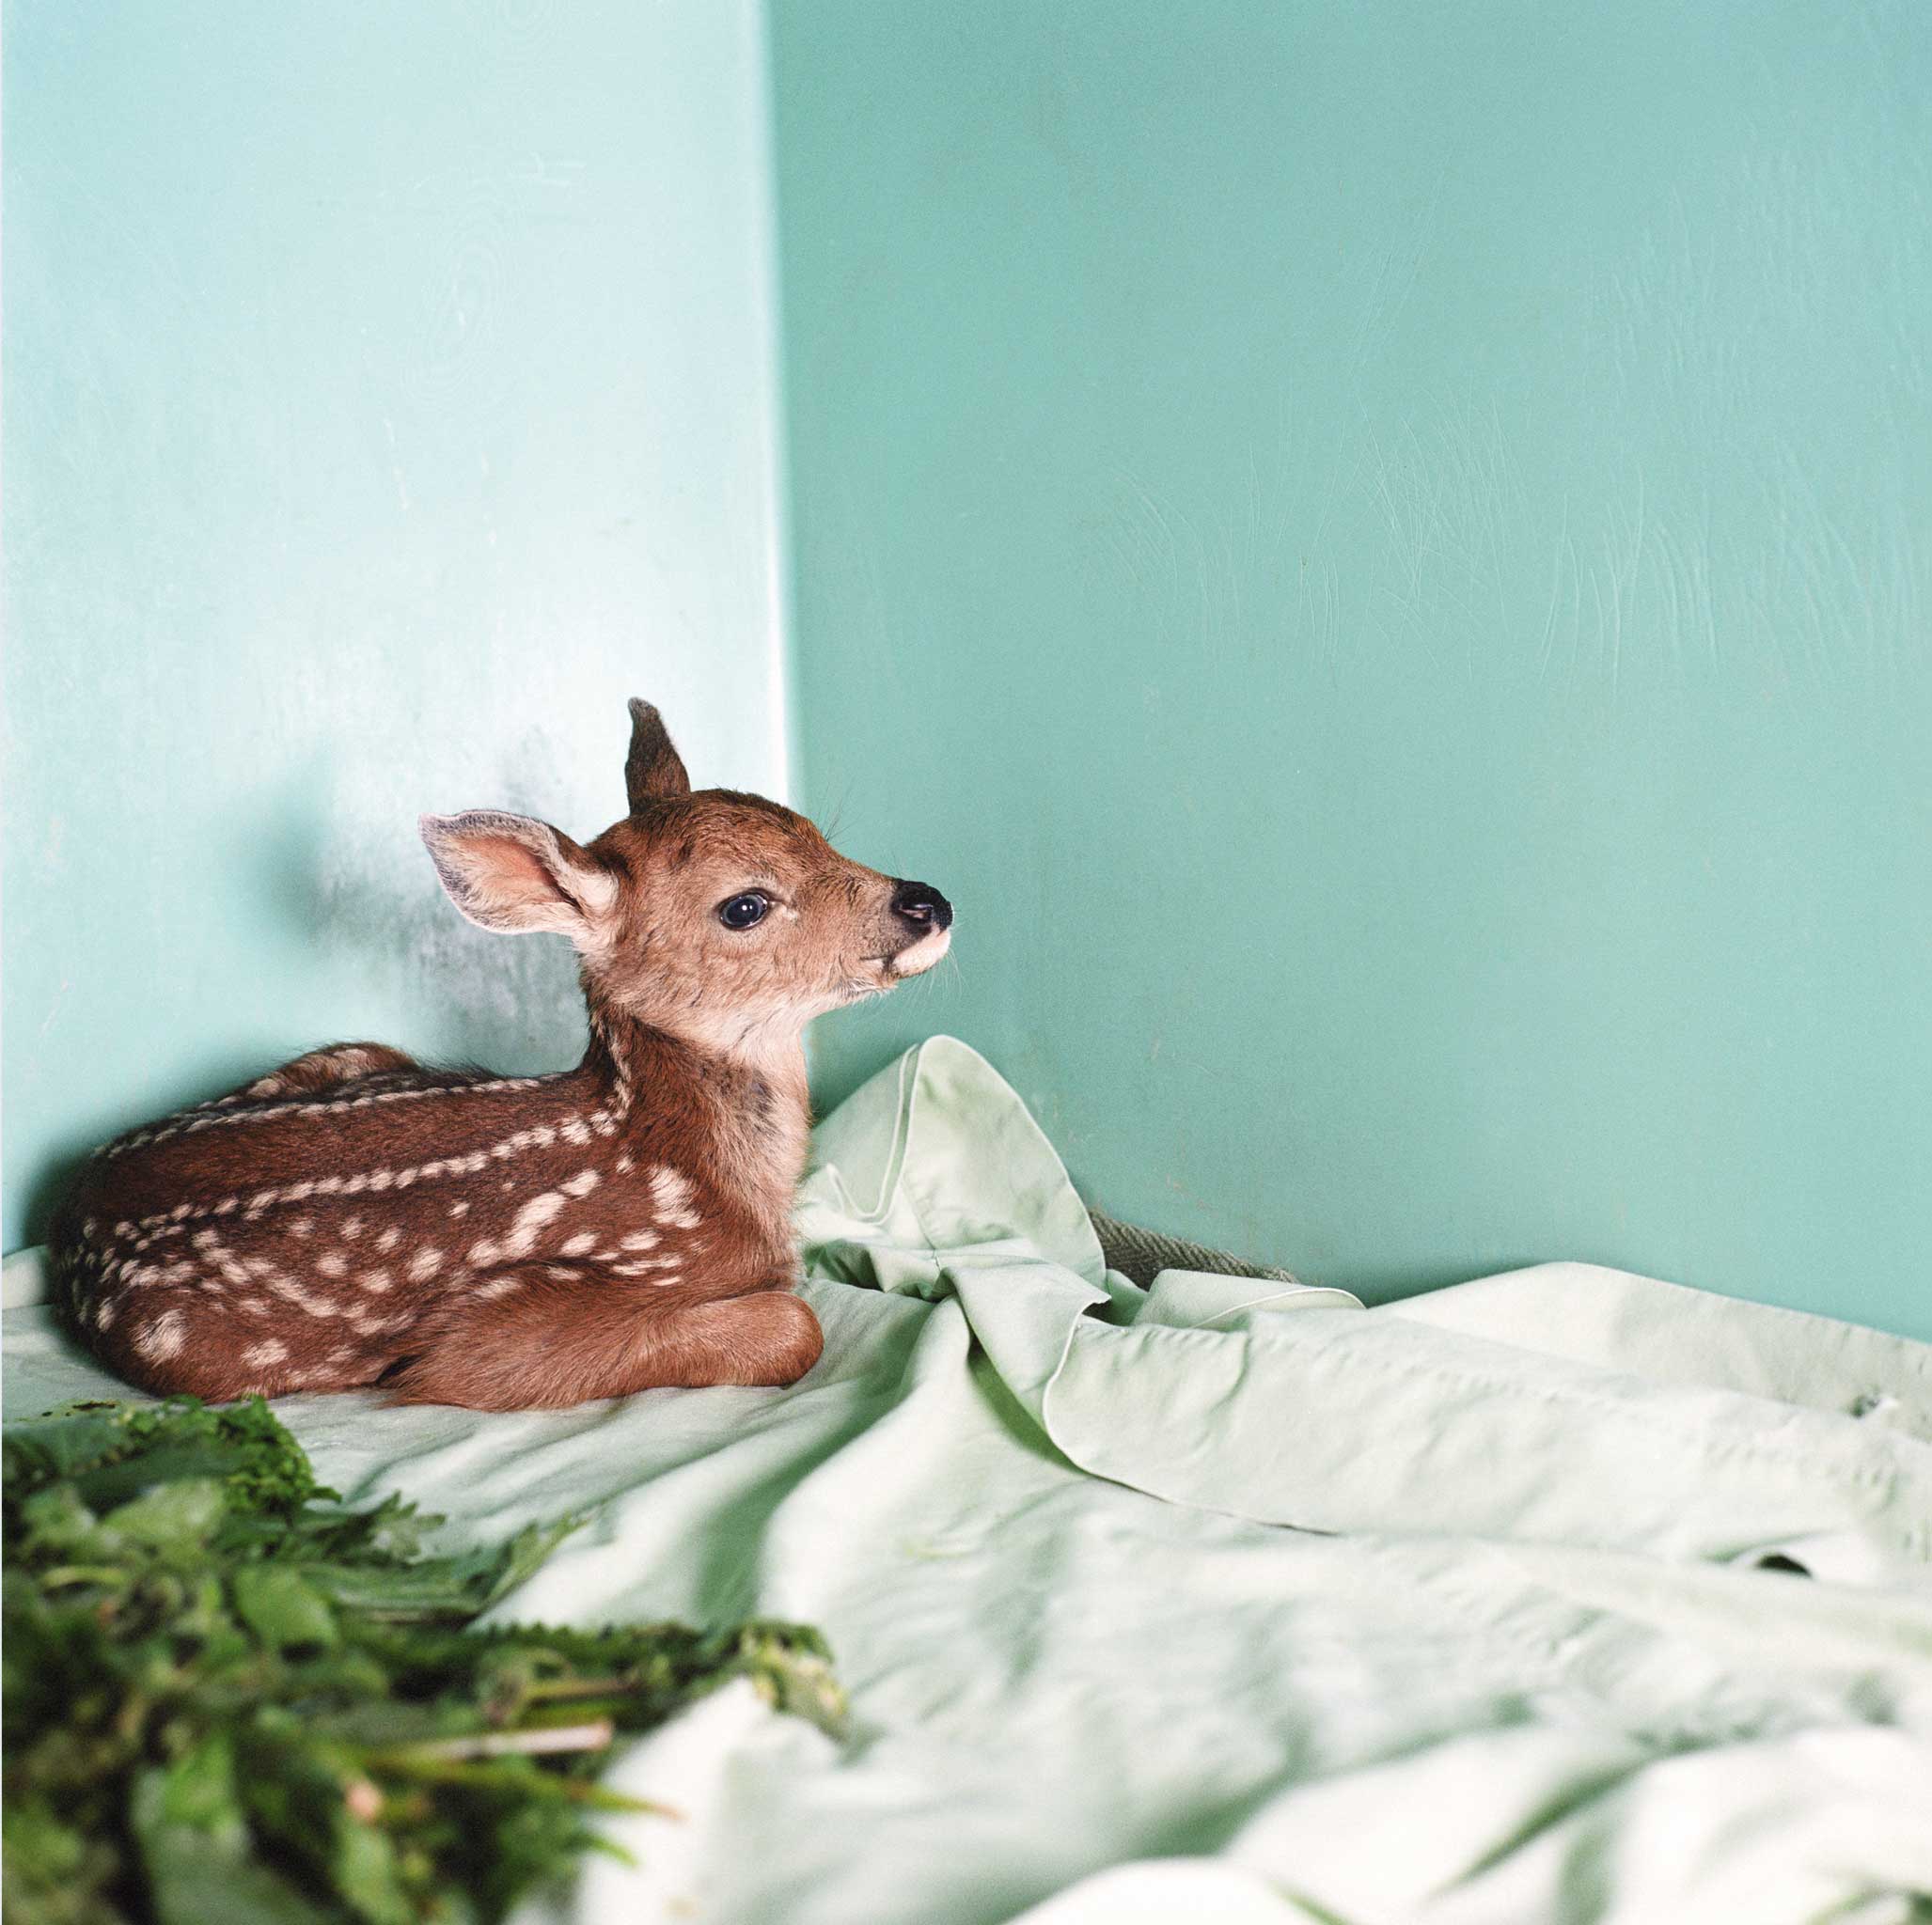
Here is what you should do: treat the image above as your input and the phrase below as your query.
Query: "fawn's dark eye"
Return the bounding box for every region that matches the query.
[717,891,770,931]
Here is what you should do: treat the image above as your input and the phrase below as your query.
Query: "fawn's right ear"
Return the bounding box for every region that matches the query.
[625,698,692,809]
[419,812,620,946]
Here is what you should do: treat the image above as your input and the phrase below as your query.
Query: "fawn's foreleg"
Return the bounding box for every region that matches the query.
[380,1274,824,1411]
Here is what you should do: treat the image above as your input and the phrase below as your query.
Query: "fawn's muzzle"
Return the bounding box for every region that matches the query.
[890,881,953,933]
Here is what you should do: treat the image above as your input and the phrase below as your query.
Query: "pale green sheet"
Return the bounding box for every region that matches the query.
[6,1037,1931,1924]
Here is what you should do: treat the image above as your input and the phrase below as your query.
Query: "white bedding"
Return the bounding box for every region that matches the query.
[7,1037,1930,1923]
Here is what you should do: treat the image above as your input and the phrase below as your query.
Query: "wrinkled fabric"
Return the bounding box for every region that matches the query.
[6,1035,1930,1924]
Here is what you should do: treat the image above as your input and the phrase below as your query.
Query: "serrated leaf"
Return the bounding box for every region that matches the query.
[6,1397,841,1925]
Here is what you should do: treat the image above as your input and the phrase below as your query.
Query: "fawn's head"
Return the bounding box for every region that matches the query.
[420,701,952,1059]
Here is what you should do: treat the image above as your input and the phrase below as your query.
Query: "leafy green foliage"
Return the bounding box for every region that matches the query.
[3,1398,843,1924]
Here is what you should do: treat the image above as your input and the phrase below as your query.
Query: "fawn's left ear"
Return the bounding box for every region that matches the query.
[625,698,692,809]
[419,811,620,946]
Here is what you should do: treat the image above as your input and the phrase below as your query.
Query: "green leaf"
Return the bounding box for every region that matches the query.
[1,1794,121,1925]
[2,1410,131,1488]
[14,1484,117,1563]
[133,1744,336,1925]
[6,1397,841,1925]
[330,1804,416,1925]
[104,1477,228,1556]
[230,1564,338,1651]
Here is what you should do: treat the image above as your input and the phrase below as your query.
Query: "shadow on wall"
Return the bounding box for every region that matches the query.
[17,749,593,1251]
[288,718,600,1070]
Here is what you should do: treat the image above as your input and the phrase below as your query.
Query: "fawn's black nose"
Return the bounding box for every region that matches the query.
[890,880,953,932]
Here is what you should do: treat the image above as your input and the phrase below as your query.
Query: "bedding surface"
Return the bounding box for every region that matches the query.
[6,1036,1931,1924]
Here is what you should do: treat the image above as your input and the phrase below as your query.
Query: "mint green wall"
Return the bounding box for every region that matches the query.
[772,4,1932,1335]
[10,5,1930,1338]
[3,2,792,1248]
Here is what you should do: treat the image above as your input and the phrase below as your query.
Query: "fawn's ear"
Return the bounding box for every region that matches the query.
[419,811,620,945]
[625,697,691,809]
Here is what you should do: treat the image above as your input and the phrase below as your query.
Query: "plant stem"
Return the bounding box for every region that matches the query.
[370,1718,617,1764]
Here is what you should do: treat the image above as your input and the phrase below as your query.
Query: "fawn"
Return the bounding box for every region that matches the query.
[49,700,952,1410]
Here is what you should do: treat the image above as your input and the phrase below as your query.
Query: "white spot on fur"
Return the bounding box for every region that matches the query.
[448,1200,470,1218]
[138,1308,187,1361]
[407,1247,444,1281]
[501,1189,567,1260]
[620,1229,660,1252]
[559,1231,598,1257]
[648,1166,694,1209]
[270,1277,342,1317]
[647,1166,700,1229]
[360,1269,394,1293]
[561,1168,601,1198]
[376,1227,401,1253]
[291,1218,314,1238]
[474,1276,522,1300]
[243,1338,289,1368]
[341,1216,363,1240]
[615,1153,635,1175]
[560,1118,591,1146]
[316,1252,348,1278]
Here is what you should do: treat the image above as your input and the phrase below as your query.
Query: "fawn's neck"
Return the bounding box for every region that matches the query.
[584,1004,813,1258]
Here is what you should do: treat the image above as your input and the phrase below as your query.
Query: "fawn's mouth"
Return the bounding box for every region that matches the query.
[855,930,950,985]
[883,928,950,980]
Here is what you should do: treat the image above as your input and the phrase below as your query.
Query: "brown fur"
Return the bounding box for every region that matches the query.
[48,701,951,1410]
